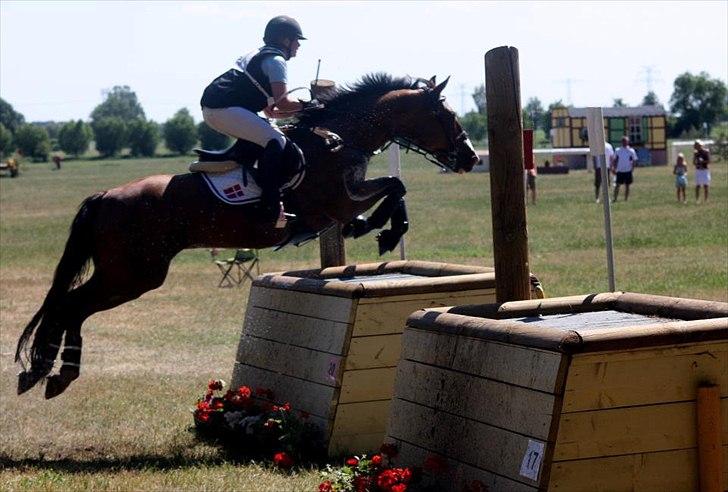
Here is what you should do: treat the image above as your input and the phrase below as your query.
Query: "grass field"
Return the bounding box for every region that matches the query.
[1,152,726,491]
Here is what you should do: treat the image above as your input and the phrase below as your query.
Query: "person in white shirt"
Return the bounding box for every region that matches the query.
[595,141,614,203]
[612,136,637,202]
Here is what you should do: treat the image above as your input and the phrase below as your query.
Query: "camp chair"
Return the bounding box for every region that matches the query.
[212,249,260,288]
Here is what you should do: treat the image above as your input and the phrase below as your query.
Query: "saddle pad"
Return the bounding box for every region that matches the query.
[200,166,305,206]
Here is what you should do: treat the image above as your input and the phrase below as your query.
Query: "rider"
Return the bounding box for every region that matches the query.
[200,15,307,222]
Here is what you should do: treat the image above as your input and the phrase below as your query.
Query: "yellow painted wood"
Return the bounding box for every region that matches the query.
[328,432,385,456]
[554,398,728,461]
[353,290,496,337]
[548,446,728,491]
[339,367,396,403]
[563,342,728,412]
[331,400,390,436]
[345,334,401,370]
[356,288,495,305]
[248,285,355,324]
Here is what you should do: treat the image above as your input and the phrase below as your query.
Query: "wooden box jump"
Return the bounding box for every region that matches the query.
[385,292,728,491]
[230,260,542,455]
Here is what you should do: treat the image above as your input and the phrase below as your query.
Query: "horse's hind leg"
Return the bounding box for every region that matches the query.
[43,260,172,399]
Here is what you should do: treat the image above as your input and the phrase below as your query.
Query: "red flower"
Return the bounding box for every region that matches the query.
[423,454,448,474]
[263,418,279,430]
[279,402,291,412]
[345,457,359,467]
[237,385,252,398]
[211,397,225,410]
[273,451,294,469]
[318,480,333,492]
[371,454,383,466]
[377,469,397,489]
[380,443,399,458]
[353,475,372,492]
[391,484,407,492]
[195,410,210,423]
[207,379,224,391]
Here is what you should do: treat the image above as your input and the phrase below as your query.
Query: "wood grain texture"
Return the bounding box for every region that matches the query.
[247,285,355,323]
[339,367,396,403]
[345,335,401,370]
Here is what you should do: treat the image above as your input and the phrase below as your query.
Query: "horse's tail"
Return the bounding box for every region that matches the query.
[15,192,105,369]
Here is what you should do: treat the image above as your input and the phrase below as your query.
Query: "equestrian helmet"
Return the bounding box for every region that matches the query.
[264,16,306,44]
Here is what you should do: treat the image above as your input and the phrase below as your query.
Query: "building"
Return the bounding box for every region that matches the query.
[550,106,667,168]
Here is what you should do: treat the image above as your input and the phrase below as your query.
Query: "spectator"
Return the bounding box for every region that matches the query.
[673,152,688,203]
[595,141,615,203]
[526,167,537,204]
[612,136,637,202]
[693,140,711,203]
[52,155,62,170]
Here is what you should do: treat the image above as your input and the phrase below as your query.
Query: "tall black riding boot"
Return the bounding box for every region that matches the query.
[257,140,284,223]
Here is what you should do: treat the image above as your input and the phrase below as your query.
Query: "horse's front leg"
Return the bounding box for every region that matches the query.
[340,176,409,254]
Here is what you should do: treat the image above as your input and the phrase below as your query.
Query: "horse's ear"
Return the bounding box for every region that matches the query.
[428,76,437,87]
[433,76,450,96]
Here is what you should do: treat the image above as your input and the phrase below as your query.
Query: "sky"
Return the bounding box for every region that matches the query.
[1,1,727,123]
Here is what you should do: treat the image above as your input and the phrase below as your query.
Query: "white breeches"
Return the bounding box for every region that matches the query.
[202,106,286,148]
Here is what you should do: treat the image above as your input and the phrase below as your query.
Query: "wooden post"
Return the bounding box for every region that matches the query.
[485,46,530,302]
[319,224,346,268]
[697,384,723,492]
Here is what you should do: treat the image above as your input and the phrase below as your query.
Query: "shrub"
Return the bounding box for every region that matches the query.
[14,124,51,161]
[92,117,127,157]
[128,119,160,157]
[58,120,93,157]
[164,108,197,155]
[0,123,13,157]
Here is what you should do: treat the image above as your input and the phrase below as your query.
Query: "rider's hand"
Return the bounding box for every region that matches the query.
[300,99,324,111]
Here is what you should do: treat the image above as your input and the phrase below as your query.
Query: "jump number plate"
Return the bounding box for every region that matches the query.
[327,358,339,382]
[519,439,545,481]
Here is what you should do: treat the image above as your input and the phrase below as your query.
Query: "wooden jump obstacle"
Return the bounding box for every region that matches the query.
[385,293,728,491]
[230,260,543,455]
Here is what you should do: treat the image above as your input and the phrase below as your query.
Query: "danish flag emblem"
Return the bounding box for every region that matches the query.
[223,184,245,199]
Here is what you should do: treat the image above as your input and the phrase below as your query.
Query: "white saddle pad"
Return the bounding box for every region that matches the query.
[199,165,305,206]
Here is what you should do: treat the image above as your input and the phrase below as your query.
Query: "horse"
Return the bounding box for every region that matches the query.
[15,73,479,399]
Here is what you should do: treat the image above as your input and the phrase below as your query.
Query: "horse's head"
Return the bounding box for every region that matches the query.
[390,76,479,173]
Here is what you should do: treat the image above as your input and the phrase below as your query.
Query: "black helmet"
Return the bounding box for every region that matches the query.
[264,16,306,44]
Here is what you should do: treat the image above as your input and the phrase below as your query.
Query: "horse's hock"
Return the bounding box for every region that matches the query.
[384,292,728,491]
[230,260,543,455]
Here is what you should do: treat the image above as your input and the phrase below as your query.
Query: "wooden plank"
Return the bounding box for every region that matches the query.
[331,400,391,436]
[354,290,496,337]
[243,306,351,354]
[231,362,339,420]
[339,367,396,403]
[548,446,728,491]
[357,288,495,305]
[387,398,544,486]
[401,327,565,393]
[236,335,344,387]
[248,285,355,323]
[563,342,728,412]
[393,360,557,440]
[554,399,728,461]
[328,432,385,456]
[345,335,401,370]
[388,438,538,492]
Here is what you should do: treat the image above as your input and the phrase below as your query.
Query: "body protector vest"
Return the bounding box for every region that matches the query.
[200,46,287,112]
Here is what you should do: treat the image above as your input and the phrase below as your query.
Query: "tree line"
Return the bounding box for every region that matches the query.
[1,71,726,161]
[0,86,230,161]
[459,71,727,144]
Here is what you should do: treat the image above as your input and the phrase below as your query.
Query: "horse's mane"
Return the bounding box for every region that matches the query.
[296,73,428,127]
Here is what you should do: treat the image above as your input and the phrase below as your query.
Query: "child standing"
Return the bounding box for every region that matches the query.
[673,152,688,203]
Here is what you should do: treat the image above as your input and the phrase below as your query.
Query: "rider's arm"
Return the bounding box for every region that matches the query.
[266,82,303,117]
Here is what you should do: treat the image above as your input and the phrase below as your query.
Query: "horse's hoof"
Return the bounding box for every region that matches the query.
[17,370,45,395]
[45,372,76,399]
[342,216,368,239]
[377,230,400,255]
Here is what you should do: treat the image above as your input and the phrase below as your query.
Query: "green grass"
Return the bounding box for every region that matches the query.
[1,152,726,490]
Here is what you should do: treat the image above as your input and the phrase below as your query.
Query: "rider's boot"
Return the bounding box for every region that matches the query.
[257,140,285,226]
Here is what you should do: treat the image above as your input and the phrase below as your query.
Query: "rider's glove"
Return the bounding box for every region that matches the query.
[300,99,324,111]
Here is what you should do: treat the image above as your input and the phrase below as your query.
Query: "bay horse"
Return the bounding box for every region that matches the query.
[15,73,479,398]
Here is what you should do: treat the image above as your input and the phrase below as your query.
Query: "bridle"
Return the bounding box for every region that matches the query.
[385,92,470,172]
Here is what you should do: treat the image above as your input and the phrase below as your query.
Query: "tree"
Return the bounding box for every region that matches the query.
[523,97,545,130]
[459,111,486,143]
[59,120,93,157]
[612,98,627,108]
[92,117,127,157]
[0,97,25,133]
[542,100,566,135]
[641,91,660,106]
[198,121,231,150]
[128,119,160,157]
[669,71,727,137]
[0,123,14,157]
[472,84,486,114]
[14,124,51,161]
[91,86,146,123]
[164,108,197,155]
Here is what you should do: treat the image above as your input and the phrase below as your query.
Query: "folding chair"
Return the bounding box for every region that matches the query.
[212,249,260,288]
